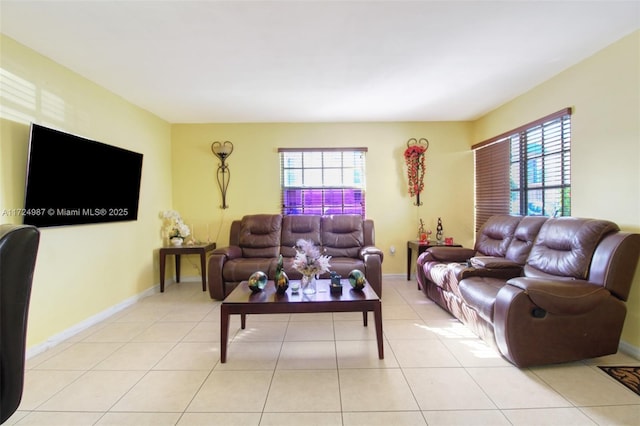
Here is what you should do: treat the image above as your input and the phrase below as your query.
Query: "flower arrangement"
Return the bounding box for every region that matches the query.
[161,210,191,240]
[404,144,427,197]
[292,239,331,277]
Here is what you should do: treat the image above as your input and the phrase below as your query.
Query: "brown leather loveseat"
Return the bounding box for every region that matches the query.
[416,215,640,367]
[208,214,383,300]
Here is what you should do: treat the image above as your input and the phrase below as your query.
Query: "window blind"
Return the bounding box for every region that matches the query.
[278,148,367,217]
[474,140,510,231]
[473,108,572,231]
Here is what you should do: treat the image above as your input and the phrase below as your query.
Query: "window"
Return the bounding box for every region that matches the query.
[473,108,572,230]
[279,148,367,216]
[509,113,571,217]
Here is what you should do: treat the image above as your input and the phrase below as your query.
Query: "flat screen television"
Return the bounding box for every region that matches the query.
[23,123,144,227]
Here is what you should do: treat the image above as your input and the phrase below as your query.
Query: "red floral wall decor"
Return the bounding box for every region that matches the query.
[404,138,429,205]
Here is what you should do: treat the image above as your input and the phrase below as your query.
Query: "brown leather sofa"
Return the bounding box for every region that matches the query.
[208,214,383,300]
[416,215,640,367]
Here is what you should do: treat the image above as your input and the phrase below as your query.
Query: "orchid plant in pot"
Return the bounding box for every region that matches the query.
[161,210,191,246]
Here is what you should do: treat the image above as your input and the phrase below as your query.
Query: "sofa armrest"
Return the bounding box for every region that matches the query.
[207,245,243,300]
[212,245,242,259]
[418,247,476,264]
[360,246,383,297]
[506,277,609,315]
[470,256,520,269]
[493,277,624,367]
[360,245,384,262]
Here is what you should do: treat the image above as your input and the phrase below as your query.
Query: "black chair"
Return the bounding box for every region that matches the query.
[0,224,40,424]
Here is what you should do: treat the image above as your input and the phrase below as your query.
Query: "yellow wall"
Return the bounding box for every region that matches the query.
[171,122,474,278]
[0,35,172,349]
[473,31,640,350]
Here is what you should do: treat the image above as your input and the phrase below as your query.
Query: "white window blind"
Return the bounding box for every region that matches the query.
[278,148,367,216]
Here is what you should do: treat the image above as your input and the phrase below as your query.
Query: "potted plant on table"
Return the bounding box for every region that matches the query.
[161,210,191,246]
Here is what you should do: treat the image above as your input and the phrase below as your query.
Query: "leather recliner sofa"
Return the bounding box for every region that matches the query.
[416,215,640,367]
[208,214,383,300]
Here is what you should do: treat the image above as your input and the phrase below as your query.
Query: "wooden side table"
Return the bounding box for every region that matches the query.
[159,242,216,292]
[407,240,462,280]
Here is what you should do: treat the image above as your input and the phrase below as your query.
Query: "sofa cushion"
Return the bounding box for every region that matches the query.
[475,215,522,257]
[324,257,366,279]
[223,258,276,281]
[280,215,321,257]
[239,214,282,258]
[424,262,466,299]
[458,277,505,323]
[505,216,548,263]
[526,218,619,279]
[321,215,364,258]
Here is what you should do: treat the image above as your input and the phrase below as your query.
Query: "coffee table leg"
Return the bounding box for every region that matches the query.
[374,302,384,359]
[241,314,246,329]
[220,305,229,363]
[362,311,368,327]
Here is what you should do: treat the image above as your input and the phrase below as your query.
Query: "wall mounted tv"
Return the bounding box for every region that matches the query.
[23,123,143,228]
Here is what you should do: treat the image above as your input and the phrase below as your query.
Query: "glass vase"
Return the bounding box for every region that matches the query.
[301,274,316,295]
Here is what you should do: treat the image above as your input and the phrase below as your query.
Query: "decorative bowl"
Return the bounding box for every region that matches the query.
[248,271,268,293]
[348,269,366,290]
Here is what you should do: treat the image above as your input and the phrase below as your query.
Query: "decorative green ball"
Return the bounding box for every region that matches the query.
[348,269,366,290]
[248,271,268,293]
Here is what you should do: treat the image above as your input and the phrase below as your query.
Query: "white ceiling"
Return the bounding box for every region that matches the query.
[1,0,638,123]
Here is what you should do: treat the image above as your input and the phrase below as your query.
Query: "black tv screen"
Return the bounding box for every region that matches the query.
[23,123,143,227]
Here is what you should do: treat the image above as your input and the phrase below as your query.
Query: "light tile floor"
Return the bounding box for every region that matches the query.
[6,277,640,425]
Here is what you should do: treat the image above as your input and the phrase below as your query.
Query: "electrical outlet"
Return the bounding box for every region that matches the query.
[390,245,396,255]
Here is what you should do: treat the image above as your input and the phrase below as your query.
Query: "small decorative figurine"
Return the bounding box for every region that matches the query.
[275,254,289,295]
[418,219,431,243]
[436,217,443,243]
[330,271,343,295]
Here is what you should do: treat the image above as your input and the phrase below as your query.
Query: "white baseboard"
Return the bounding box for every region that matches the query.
[382,273,406,280]
[26,282,164,359]
[26,277,206,359]
[619,340,640,360]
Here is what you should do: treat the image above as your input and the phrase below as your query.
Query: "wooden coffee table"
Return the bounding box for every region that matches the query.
[220,279,383,363]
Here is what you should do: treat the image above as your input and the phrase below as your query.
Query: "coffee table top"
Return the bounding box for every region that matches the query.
[223,279,379,305]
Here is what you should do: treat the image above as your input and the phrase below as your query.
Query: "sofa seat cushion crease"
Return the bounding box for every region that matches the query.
[416,215,640,367]
[208,214,383,300]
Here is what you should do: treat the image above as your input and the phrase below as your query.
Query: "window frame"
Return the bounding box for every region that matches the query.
[278,147,367,217]
[472,108,572,230]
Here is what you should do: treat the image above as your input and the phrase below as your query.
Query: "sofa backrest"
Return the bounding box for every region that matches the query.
[525,217,619,280]
[475,215,523,257]
[321,214,364,258]
[238,214,282,258]
[504,216,549,263]
[280,215,322,257]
